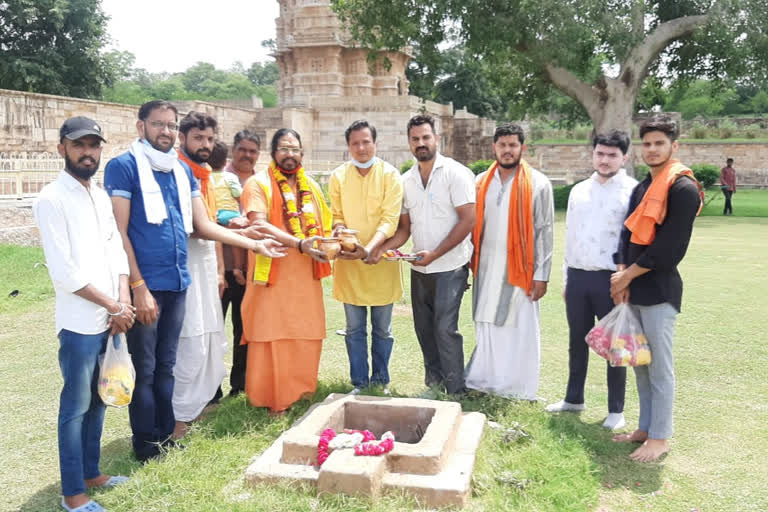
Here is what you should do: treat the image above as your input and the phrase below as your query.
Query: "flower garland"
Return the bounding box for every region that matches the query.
[270,161,320,240]
[317,428,395,466]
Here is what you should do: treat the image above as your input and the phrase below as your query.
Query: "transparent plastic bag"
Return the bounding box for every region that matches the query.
[98,333,136,407]
[585,303,651,367]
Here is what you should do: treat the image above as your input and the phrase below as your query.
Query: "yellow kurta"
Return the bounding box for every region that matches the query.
[329,159,404,306]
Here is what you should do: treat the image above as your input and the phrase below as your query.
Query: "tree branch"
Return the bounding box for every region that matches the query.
[544,63,601,117]
[620,14,710,90]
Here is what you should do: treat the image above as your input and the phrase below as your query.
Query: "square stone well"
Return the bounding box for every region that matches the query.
[245,393,486,508]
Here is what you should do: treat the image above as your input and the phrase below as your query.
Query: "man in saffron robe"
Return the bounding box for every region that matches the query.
[611,115,702,462]
[465,123,554,400]
[240,128,332,413]
[172,111,228,438]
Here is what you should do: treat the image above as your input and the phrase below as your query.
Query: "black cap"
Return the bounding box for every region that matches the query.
[60,116,107,142]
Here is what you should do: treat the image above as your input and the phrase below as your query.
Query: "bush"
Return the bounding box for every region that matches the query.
[691,164,720,188]
[399,159,414,174]
[689,122,710,139]
[633,164,650,177]
[718,120,738,139]
[553,183,578,210]
[468,159,494,176]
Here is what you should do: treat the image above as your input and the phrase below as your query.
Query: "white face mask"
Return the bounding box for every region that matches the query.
[352,157,377,169]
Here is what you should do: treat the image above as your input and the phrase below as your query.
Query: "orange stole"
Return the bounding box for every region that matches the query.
[624,159,703,245]
[178,150,216,221]
[471,159,535,294]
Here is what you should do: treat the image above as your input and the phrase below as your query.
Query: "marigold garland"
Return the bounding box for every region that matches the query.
[270,161,320,240]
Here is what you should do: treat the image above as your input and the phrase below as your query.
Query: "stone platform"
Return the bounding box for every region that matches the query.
[245,393,486,508]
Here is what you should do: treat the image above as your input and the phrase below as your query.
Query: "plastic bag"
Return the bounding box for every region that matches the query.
[585,303,651,367]
[98,333,136,407]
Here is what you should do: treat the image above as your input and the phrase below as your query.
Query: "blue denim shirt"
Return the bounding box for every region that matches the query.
[104,152,200,292]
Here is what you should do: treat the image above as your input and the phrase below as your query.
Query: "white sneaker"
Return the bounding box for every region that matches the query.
[350,387,362,395]
[382,387,391,396]
[602,412,626,430]
[545,400,586,413]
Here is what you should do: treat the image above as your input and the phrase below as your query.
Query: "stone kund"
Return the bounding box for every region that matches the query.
[245,393,486,507]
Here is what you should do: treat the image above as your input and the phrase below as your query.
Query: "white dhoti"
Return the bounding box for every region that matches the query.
[465,165,553,401]
[466,288,541,400]
[173,238,227,422]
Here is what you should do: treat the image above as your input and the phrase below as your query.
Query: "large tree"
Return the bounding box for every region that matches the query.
[332,0,768,135]
[0,0,115,97]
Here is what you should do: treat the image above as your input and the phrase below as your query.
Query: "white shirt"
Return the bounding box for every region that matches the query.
[563,169,638,286]
[402,153,476,274]
[33,170,130,334]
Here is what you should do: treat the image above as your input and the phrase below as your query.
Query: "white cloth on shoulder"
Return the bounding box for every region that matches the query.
[129,139,193,233]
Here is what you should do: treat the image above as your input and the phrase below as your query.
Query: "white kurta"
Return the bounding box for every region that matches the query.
[173,238,228,421]
[465,167,554,400]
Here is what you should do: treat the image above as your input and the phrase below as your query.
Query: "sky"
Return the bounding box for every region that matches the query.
[102,0,279,73]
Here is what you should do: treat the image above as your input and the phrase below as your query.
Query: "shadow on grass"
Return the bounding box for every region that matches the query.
[544,413,664,495]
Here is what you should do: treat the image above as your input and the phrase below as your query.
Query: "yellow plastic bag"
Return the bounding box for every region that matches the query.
[98,333,135,407]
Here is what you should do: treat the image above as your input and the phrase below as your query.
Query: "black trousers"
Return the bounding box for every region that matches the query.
[564,268,626,413]
[723,189,733,215]
[220,270,247,393]
[410,266,469,394]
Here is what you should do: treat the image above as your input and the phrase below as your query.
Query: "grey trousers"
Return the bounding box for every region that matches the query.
[634,302,678,439]
[410,266,469,393]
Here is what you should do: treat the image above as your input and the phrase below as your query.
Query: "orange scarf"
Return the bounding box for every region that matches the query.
[471,159,535,294]
[178,149,216,221]
[624,159,703,245]
[265,164,331,283]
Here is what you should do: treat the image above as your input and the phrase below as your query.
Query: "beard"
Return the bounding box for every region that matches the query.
[183,145,210,164]
[65,154,99,180]
[414,146,436,162]
[498,159,520,169]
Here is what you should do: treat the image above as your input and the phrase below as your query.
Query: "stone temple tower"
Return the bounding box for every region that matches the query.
[274,0,411,106]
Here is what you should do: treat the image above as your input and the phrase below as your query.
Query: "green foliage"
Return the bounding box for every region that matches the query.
[634,164,650,177]
[553,183,577,211]
[468,159,494,175]
[0,0,114,98]
[332,0,768,128]
[691,164,721,189]
[101,60,278,107]
[399,159,414,174]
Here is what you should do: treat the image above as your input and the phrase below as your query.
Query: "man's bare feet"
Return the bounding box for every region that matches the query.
[630,438,669,462]
[172,420,189,440]
[612,429,648,443]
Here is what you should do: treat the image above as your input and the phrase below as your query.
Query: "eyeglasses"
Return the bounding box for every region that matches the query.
[148,121,179,131]
[277,147,302,155]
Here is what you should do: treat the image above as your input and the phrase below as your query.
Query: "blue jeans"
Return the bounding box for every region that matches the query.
[343,303,394,387]
[126,289,187,459]
[57,328,109,496]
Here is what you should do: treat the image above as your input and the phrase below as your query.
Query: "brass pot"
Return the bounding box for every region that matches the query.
[339,229,359,251]
[318,237,341,260]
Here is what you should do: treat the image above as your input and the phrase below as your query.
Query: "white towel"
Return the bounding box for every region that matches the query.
[129,139,193,234]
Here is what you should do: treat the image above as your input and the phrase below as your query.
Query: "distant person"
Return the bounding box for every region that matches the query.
[464,123,554,400]
[720,158,736,215]
[611,115,703,462]
[34,116,133,512]
[329,120,404,395]
[546,130,637,430]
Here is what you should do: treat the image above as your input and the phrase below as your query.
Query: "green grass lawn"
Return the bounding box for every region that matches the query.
[2,215,767,512]
[700,188,768,217]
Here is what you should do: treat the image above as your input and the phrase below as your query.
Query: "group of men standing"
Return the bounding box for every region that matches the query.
[35,104,700,510]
